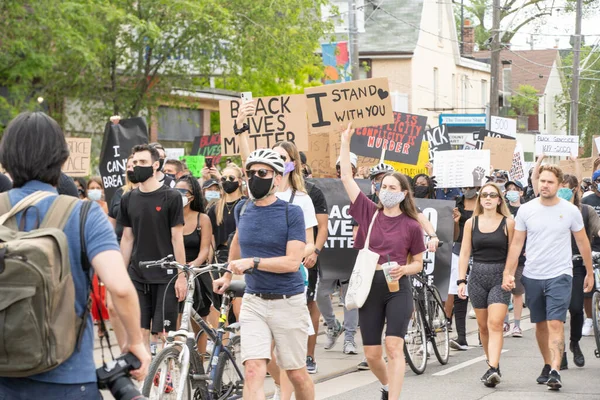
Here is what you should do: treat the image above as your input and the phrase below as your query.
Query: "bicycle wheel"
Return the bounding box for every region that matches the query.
[429,286,450,365]
[142,345,192,399]
[404,296,428,375]
[592,291,600,358]
[213,335,243,400]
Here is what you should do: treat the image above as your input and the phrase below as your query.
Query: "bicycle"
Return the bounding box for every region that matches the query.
[591,252,600,358]
[404,256,450,375]
[139,255,245,400]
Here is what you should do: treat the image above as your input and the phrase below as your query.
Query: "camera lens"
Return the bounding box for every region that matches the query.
[108,375,146,400]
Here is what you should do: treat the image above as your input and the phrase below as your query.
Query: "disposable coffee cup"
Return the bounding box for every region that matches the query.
[381,262,400,292]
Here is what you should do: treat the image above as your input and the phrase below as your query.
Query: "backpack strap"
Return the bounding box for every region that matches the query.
[76,200,95,349]
[0,191,55,230]
[238,199,250,218]
[40,195,80,230]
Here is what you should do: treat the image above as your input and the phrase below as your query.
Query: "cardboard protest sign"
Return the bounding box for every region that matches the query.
[180,155,205,178]
[99,117,148,204]
[424,124,451,161]
[351,112,426,164]
[219,95,308,156]
[304,77,393,134]
[192,134,222,165]
[535,135,578,157]
[594,135,600,158]
[490,116,517,138]
[305,133,336,178]
[328,132,378,169]
[165,148,184,160]
[63,138,91,177]
[559,157,594,181]
[433,150,490,188]
[388,141,430,177]
[474,129,515,149]
[510,142,527,185]
[483,136,517,171]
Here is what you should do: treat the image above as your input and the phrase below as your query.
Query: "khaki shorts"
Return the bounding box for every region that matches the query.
[239,293,310,370]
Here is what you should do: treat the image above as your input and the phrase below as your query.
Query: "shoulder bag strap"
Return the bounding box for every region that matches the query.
[290,190,296,204]
[363,210,379,249]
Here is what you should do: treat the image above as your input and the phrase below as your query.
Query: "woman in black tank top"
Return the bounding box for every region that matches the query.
[457,182,515,388]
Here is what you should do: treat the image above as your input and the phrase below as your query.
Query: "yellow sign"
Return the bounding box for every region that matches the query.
[388,141,429,177]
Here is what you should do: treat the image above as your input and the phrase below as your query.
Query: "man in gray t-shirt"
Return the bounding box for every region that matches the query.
[502,165,594,390]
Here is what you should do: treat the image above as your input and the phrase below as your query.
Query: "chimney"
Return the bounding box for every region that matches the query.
[462,19,475,57]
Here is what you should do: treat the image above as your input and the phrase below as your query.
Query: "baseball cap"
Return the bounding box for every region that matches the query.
[336,153,358,168]
[593,170,600,182]
[505,180,523,191]
[202,179,219,189]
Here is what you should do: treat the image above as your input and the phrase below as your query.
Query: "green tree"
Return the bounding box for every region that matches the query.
[509,84,539,117]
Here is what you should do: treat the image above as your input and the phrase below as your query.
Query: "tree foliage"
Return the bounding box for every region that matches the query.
[508,84,539,116]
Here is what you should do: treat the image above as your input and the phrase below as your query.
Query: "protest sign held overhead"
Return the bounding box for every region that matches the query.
[388,141,430,177]
[351,112,426,164]
[328,131,378,169]
[433,150,490,188]
[559,157,594,181]
[424,124,451,161]
[305,77,393,134]
[510,142,527,185]
[535,135,578,156]
[305,133,336,178]
[219,94,308,156]
[192,134,222,164]
[164,148,184,160]
[99,117,148,204]
[180,155,205,178]
[490,116,517,138]
[482,136,516,171]
[63,137,91,177]
[474,128,515,149]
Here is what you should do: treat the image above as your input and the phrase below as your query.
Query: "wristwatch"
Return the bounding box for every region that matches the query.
[456,279,467,286]
[314,248,321,255]
[253,257,260,270]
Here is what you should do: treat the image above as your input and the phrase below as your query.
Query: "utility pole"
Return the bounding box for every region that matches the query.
[348,0,360,80]
[460,0,464,56]
[489,0,501,118]
[570,0,583,137]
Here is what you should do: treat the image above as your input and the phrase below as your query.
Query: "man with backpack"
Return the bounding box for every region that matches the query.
[0,112,149,399]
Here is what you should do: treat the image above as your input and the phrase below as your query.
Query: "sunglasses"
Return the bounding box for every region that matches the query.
[221,175,237,182]
[480,192,500,199]
[246,169,274,178]
[176,188,192,196]
[595,179,600,184]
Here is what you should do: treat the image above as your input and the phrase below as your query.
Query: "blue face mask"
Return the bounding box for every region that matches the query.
[374,182,382,193]
[505,190,520,203]
[557,188,574,202]
[205,191,220,202]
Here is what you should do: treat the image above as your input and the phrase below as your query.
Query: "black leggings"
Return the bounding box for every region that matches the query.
[569,262,586,343]
[359,272,413,346]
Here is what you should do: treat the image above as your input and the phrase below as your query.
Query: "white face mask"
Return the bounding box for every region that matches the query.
[181,195,189,207]
[87,189,102,201]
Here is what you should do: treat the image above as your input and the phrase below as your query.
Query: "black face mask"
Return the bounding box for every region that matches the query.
[133,165,154,183]
[165,173,176,180]
[158,158,165,171]
[127,170,140,184]
[222,180,240,194]
[414,186,429,198]
[248,175,274,200]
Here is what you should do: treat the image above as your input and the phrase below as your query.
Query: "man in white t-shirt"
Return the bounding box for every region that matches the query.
[502,165,594,391]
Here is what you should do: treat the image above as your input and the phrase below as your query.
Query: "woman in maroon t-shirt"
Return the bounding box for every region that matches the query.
[339,123,426,400]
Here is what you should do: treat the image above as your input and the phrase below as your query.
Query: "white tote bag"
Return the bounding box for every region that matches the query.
[345,210,380,310]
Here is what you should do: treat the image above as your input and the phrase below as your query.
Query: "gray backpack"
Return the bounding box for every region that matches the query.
[0,191,90,377]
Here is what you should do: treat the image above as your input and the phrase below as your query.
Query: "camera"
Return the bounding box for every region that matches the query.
[97,353,147,400]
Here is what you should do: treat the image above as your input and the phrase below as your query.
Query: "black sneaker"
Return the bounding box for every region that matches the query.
[449,338,469,351]
[547,369,562,390]
[537,364,551,384]
[357,358,370,370]
[480,365,501,388]
[380,389,389,400]
[570,341,585,367]
[306,356,317,374]
[560,351,568,370]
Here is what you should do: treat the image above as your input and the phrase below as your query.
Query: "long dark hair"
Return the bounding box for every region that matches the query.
[376,172,420,221]
[563,174,581,208]
[412,173,435,199]
[177,174,205,213]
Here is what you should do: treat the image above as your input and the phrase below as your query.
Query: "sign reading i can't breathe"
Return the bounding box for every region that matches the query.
[304,77,394,134]
[351,112,426,164]
[219,95,309,156]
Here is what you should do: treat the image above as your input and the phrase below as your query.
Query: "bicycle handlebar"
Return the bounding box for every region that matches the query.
[139,255,231,275]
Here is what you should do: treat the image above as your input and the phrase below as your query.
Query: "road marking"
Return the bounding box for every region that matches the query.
[432,349,509,376]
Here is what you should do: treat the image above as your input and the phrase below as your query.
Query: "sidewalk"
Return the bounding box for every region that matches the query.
[95,296,530,399]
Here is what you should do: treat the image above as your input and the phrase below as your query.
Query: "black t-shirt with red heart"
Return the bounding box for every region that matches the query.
[119,185,184,283]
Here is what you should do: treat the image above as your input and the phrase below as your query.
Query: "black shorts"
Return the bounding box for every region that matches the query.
[359,272,413,346]
[133,280,180,334]
[306,263,319,303]
[180,273,214,318]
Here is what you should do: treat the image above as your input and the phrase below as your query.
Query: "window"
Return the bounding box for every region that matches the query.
[158,106,202,141]
[481,80,488,108]
[433,68,439,109]
[359,59,372,80]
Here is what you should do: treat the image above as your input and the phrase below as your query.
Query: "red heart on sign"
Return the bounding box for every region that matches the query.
[156,206,162,212]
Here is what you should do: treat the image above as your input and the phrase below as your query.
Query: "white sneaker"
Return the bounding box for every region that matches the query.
[272,384,281,400]
[469,308,477,319]
[582,318,594,336]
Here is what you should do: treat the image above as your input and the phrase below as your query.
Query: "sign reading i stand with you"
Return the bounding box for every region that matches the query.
[304,77,394,134]
[99,117,148,204]
[219,95,308,156]
[425,124,451,161]
[535,135,579,156]
[351,112,426,164]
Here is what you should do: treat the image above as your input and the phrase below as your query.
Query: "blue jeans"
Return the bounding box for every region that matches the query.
[0,378,102,400]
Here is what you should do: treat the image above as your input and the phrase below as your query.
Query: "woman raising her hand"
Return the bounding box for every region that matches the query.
[340,123,426,400]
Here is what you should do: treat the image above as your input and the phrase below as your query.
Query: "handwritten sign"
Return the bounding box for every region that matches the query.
[165,148,184,160]
[510,142,526,184]
[483,136,517,170]
[559,157,594,181]
[490,116,517,138]
[388,141,430,177]
[594,136,600,158]
[328,132,378,169]
[304,133,336,178]
[180,155,205,178]
[305,77,393,134]
[352,112,426,164]
[219,94,308,156]
[192,134,222,165]
[425,124,451,161]
[433,150,491,188]
[63,137,91,177]
[535,135,578,156]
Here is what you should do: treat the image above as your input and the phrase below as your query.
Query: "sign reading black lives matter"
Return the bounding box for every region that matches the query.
[192,134,222,164]
[304,77,394,134]
[312,178,453,299]
[219,95,309,156]
[352,112,427,164]
[425,124,451,161]
[99,117,148,204]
